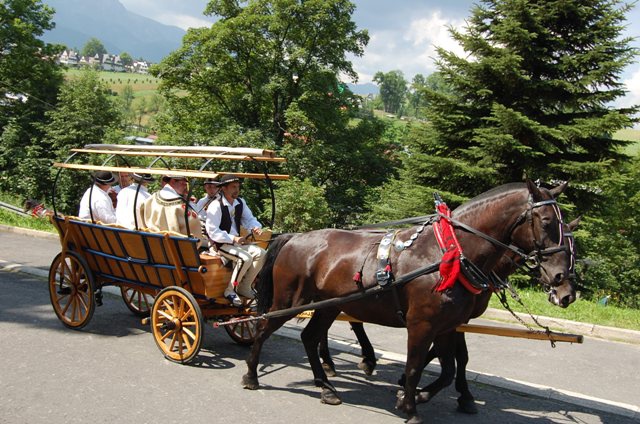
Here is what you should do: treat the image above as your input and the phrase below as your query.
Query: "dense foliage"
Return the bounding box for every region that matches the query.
[0,0,64,199]
[369,0,640,306]
[152,0,394,226]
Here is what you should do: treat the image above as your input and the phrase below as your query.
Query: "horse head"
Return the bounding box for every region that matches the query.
[510,181,577,308]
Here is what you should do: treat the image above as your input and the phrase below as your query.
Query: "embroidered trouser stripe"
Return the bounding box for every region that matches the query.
[218,243,266,298]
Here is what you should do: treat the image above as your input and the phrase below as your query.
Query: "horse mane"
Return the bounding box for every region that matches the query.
[454,182,526,215]
[256,233,297,313]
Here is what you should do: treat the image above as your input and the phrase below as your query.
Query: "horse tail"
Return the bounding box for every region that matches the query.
[256,233,296,314]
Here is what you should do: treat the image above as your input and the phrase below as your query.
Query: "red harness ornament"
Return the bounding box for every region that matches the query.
[433,201,482,295]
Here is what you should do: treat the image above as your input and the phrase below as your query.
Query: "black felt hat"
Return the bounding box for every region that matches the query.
[133,173,155,182]
[93,171,116,185]
[204,178,219,186]
[219,174,241,186]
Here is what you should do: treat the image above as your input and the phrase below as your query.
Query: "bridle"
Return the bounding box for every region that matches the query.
[439,194,575,284]
[507,195,576,285]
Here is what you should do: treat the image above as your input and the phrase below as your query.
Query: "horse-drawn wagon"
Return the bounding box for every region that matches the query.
[48,144,287,362]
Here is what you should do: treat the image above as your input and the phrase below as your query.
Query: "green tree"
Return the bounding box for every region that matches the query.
[373,70,408,115]
[154,0,369,143]
[43,68,123,213]
[0,0,64,198]
[119,51,133,67]
[81,37,107,57]
[420,0,638,200]
[153,0,393,225]
[371,0,639,303]
[263,178,331,232]
[120,84,135,126]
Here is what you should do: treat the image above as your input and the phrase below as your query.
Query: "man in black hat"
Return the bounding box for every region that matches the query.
[115,173,154,229]
[78,171,117,224]
[205,174,265,306]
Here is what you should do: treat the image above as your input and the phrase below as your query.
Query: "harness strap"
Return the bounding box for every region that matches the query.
[438,213,529,260]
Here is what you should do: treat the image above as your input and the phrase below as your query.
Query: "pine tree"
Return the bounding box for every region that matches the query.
[416,0,638,208]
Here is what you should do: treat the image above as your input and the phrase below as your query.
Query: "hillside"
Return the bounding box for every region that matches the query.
[41,0,186,62]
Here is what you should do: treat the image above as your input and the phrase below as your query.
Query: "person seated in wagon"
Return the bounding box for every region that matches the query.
[78,171,117,224]
[115,172,154,229]
[205,174,265,307]
[139,174,204,245]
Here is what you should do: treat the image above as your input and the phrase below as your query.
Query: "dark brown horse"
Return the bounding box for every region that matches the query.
[243,181,574,424]
[319,216,580,414]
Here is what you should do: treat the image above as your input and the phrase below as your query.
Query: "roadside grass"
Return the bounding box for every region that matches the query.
[0,209,56,233]
[0,193,56,233]
[613,128,640,156]
[488,287,640,331]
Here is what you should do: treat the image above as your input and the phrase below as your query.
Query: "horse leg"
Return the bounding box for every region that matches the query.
[301,308,342,405]
[350,322,377,376]
[453,333,478,414]
[396,322,432,424]
[415,332,456,404]
[397,342,437,388]
[243,315,292,390]
[318,326,337,377]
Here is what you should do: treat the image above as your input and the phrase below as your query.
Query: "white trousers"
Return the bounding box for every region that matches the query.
[218,243,266,298]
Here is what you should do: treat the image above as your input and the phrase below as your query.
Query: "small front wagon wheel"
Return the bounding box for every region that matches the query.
[224,317,258,346]
[121,286,155,317]
[48,251,95,329]
[151,287,203,364]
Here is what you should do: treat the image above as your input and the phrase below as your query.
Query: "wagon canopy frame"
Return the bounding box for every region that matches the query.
[51,143,289,229]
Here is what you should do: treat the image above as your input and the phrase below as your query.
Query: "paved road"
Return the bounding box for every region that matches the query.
[1,270,638,424]
[1,228,639,423]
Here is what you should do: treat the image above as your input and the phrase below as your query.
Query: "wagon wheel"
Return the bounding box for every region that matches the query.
[48,251,95,329]
[224,317,258,346]
[120,286,155,317]
[151,286,203,364]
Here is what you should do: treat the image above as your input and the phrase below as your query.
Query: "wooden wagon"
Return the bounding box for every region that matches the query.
[48,144,287,363]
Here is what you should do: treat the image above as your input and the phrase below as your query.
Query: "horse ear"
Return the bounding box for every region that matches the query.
[525,179,544,201]
[549,181,568,198]
[568,216,581,231]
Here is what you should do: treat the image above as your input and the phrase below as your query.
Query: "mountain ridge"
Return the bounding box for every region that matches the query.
[41,0,185,62]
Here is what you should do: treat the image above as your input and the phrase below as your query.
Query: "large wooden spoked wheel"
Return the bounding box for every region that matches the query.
[151,287,203,364]
[48,251,95,329]
[120,286,155,317]
[224,317,258,346]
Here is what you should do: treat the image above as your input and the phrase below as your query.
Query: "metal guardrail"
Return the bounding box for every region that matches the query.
[0,200,30,217]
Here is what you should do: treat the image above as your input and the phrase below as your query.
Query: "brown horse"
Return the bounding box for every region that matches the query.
[243,181,574,424]
[319,216,579,414]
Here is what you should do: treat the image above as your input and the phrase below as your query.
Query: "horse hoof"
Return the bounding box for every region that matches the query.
[415,391,432,404]
[357,359,376,376]
[320,387,342,405]
[457,397,478,414]
[406,415,423,424]
[242,374,259,390]
[322,362,337,377]
[395,390,405,410]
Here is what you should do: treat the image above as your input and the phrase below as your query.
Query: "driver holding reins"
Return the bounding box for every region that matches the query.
[205,174,266,306]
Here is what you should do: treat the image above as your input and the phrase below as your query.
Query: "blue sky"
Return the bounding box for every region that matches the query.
[118,0,640,110]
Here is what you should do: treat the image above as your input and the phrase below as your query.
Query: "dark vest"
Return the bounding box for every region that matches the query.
[219,197,243,236]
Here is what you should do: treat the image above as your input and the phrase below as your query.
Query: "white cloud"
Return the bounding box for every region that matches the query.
[154,13,213,30]
[619,66,640,108]
[352,11,466,83]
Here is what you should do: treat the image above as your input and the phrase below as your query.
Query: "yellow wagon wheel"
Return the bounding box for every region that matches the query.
[151,287,203,364]
[48,251,95,329]
[121,286,155,317]
[224,317,258,346]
